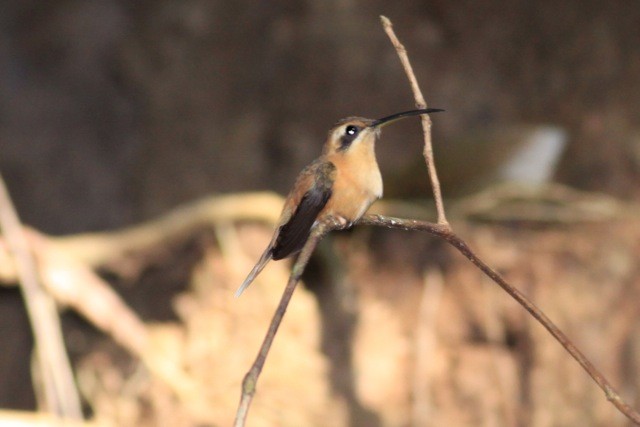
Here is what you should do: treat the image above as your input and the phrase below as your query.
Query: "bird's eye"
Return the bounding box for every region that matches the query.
[345,125,359,136]
[338,124,361,151]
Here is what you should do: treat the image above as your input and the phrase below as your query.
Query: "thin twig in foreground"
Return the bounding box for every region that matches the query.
[0,172,82,419]
[380,15,448,227]
[234,222,333,427]
[360,213,640,426]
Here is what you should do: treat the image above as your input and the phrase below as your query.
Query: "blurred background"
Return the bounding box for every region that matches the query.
[1,1,640,426]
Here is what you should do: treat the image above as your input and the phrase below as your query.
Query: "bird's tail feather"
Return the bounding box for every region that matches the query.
[234,249,273,297]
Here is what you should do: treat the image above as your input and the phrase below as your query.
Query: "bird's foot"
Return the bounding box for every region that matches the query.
[325,215,352,230]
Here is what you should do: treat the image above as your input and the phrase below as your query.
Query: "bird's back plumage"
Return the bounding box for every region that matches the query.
[234,160,336,296]
[272,160,335,259]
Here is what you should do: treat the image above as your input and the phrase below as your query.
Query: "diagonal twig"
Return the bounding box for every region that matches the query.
[0,172,82,419]
[381,15,448,227]
[359,214,640,425]
[233,220,336,427]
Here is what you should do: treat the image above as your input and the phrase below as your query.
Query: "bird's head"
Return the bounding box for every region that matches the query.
[323,108,444,155]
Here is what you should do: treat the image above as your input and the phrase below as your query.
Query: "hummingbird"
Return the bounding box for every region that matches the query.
[235,108,444,297]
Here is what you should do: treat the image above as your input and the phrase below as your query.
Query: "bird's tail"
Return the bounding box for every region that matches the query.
[234,249,273,297]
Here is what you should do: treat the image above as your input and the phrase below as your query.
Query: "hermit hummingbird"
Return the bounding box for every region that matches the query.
[235,108,444,297]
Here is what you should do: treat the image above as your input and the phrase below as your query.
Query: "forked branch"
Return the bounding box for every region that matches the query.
[0,173,82,419]
[233,15,640,427]
[378,16,640,425]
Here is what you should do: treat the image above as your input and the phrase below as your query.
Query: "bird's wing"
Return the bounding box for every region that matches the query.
[271,160,336,260]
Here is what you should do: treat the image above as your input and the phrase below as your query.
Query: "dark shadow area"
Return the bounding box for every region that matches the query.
[0,288,35,410]
[303,236,382,427]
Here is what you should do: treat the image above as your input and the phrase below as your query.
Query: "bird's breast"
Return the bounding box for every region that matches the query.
[324,151,383,222]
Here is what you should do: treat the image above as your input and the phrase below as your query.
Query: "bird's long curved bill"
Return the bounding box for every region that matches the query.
[371,108,444,128]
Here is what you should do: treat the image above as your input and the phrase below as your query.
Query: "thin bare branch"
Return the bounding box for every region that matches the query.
[359,213,640,425]
[0,172,82,419]
[380,15,449,227]
[379,15,640,424]
[234,221,334,427]
[27,229,200,405]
